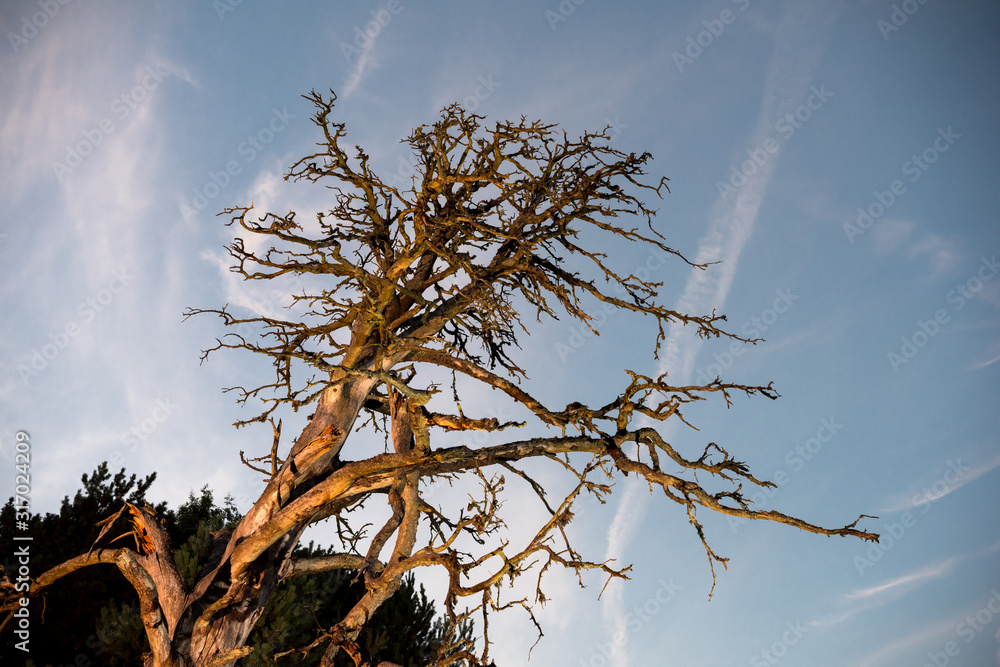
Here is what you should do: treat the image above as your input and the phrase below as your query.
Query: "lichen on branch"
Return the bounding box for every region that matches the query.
[4,91,876,667]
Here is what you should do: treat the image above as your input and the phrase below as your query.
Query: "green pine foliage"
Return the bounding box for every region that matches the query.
[170,488,240,588]
[2,463,470,666]
[94,601,146,667]
[242,545,473,666]
[1,462,161,666]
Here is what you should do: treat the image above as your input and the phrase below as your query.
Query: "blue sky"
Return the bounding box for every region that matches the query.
[1,0,999,665]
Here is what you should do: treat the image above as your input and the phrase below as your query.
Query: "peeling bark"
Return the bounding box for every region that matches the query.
[1,91,878,666]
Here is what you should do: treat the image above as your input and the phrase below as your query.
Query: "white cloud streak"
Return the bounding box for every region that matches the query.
[343,37,378,98]
[854,615,957,667]
[879,453,1000,514]
[967,342,1000,371]
[848,541,1000,666]
[844,557,956,602]
[598,4,843,663]
[812,540,1000,630]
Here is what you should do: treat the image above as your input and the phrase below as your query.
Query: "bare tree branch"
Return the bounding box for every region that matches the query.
[3,90,877,667]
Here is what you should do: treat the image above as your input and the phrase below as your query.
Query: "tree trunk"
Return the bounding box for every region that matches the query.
[106,376,380,666]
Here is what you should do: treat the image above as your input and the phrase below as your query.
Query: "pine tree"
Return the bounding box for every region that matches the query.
[2,464,468,666]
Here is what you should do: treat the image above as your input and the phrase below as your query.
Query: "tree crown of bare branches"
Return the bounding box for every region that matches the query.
[3,91,876,667]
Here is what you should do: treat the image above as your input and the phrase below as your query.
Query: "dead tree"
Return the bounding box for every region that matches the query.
[1,90,877,667]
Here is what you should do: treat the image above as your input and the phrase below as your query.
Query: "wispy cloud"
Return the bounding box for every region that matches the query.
[844,557,956,602]
[847,541,1000,666]
[813,540,1000,629]
[854,616,957,667]
[880,453,1000,514]
[967,341,1000,371]
[599,4,843,663]
[869,219,963,277]
[201,165,340,322]
[907,233,963,277]
[870,218,914,254]
[343,36,379,98]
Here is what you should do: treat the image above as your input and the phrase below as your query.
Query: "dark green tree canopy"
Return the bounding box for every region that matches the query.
[1,464,464,667]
